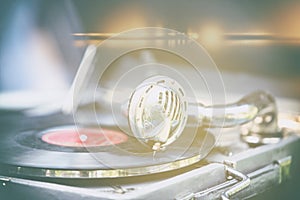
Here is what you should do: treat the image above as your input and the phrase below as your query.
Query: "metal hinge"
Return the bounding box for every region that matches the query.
[275,156,292,184]
[176,156,292,200]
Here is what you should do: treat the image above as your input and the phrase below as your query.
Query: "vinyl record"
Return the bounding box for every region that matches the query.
[0,110,214,178]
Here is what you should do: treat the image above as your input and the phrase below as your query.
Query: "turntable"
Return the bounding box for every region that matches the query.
[0,28,300,200]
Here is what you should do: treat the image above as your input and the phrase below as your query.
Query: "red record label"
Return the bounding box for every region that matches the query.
[41,128,128,147]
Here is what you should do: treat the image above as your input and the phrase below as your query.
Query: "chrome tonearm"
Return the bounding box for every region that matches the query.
[128,76,279,151]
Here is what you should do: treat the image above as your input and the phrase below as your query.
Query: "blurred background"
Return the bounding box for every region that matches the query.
[0,0,299,198]
[0,0,300,100]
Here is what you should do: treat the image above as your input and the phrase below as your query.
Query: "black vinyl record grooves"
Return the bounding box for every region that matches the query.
[0,110,214,178]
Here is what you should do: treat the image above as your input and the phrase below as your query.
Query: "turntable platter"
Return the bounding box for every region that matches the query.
[0,110,214,178]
